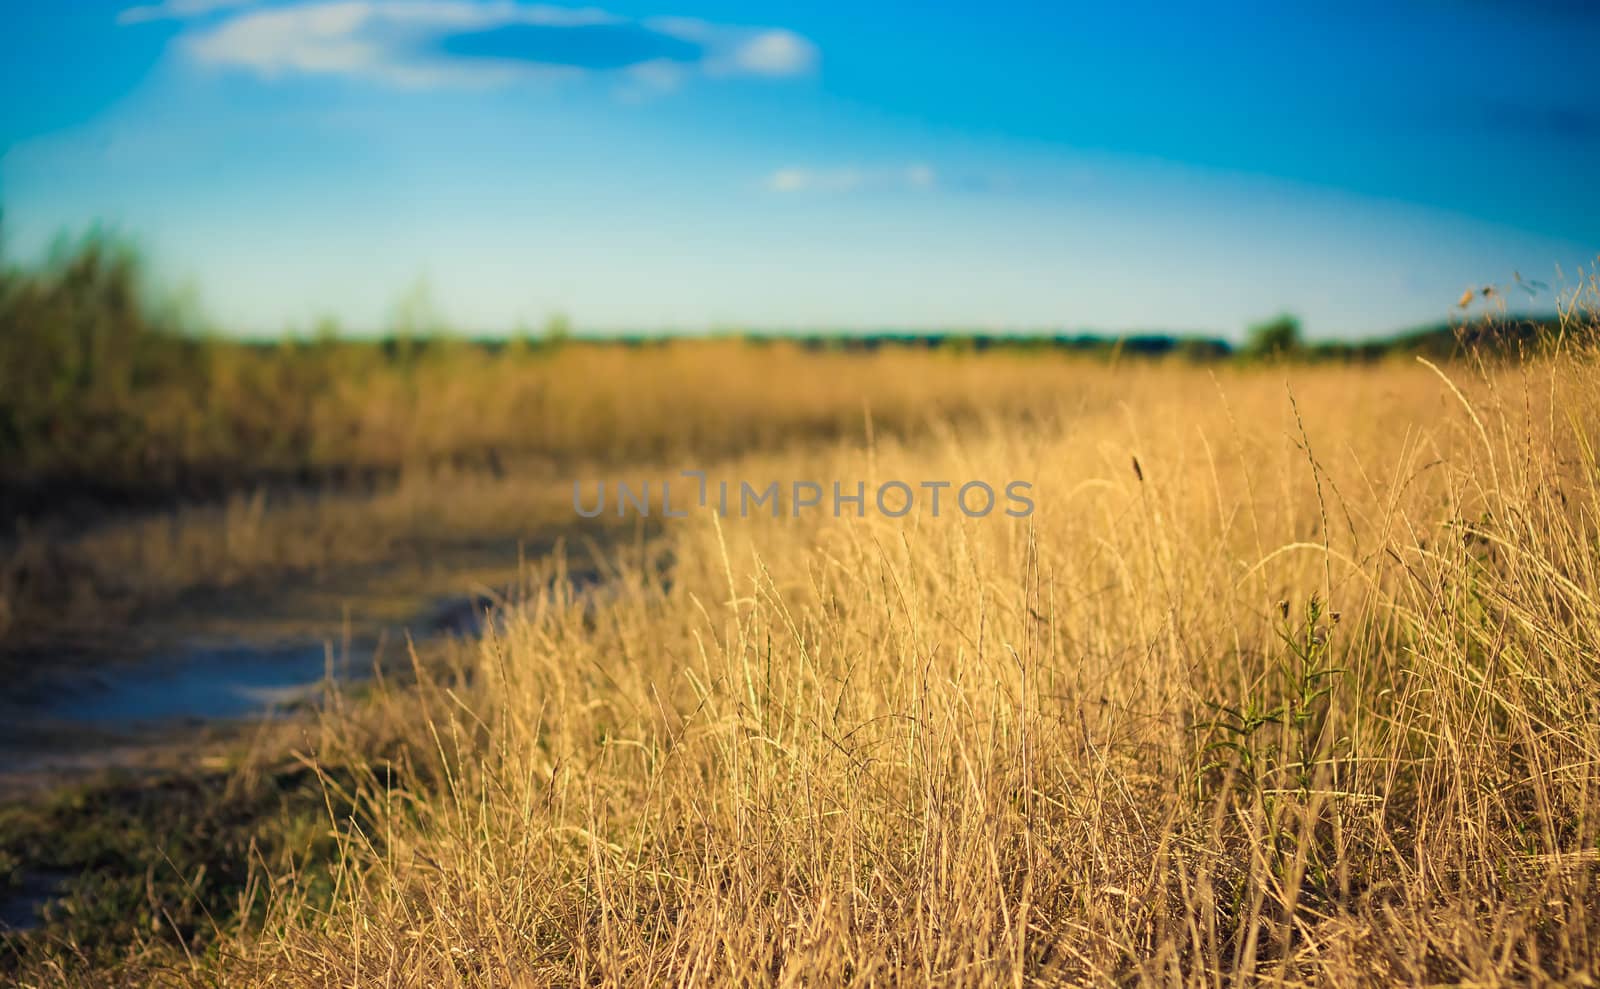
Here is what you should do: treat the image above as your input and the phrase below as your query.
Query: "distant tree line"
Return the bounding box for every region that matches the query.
[732,313,1572,363]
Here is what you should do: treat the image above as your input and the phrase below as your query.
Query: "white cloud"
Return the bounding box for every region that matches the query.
[767,167,863,193]
[160,1,815,89]
[727,30,816,76]
[188,4,376,77]
[766,164,939,194]
[650,18,817,78]
[118,0,258,25]
[904,163,937,189]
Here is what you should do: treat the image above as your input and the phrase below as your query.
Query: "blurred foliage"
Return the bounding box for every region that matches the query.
[0,231,205,481]
[1245,313,1304,359]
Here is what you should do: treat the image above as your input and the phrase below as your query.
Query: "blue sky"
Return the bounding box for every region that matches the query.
[2,1,1597,338]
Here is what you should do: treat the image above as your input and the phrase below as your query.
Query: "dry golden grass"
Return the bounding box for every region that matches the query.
[12,338,1600,986]
[3,335,1133,490]
[0,342,1132,650]
[42,348,1571,987]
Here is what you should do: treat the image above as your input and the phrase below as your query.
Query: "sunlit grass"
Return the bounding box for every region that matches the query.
[14,347,1582,986]
[7,237,1600,985]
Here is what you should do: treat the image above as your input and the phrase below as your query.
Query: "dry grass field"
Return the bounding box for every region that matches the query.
[0,340,1131,657]
[7,2,1597,982]
[11,323,1600,986]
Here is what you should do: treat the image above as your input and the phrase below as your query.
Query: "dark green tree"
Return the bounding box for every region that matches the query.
[1245,314,1303,359]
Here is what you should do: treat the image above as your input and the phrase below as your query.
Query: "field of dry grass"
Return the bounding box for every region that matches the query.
[12,331,1600,986]
[0,340,1141,652]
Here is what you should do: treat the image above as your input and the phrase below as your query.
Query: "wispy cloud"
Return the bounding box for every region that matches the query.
[766,164,937,194]
[140,1,816,89]
[118,0,258,25]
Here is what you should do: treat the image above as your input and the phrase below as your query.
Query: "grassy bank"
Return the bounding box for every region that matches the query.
[6,344,1598,984]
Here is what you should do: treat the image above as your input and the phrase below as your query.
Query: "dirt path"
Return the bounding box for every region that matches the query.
[0,536,550,796]
[0,507,662,948]
[0,534,555,937]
